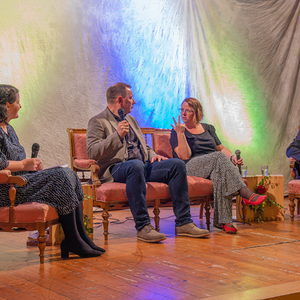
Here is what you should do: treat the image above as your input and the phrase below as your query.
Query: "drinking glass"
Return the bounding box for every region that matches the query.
[261,165,268,176]
[241,165,247,177]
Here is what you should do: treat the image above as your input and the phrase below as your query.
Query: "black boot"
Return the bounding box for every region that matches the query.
[75,202,106,253]
[59,210,102,258]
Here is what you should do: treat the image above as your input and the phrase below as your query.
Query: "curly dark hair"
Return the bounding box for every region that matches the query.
[0,84,19,123]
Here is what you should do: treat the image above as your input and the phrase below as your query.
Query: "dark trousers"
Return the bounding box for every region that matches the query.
[111,158,192,230]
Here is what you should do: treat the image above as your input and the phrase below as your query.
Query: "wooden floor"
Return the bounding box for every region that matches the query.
[1,199,300,300]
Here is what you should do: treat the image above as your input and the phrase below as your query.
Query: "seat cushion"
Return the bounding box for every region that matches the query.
[289,180,300,194]
[0,202,59,223]
[95,176,214,203]
[74,158,97,169]
[95,182,171,202]
[187,176,213,196]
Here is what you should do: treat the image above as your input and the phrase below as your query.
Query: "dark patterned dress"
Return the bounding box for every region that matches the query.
[0,125,83,215]
[170,123,246,226]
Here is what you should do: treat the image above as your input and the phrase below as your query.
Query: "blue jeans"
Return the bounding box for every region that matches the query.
[111,158,193,230]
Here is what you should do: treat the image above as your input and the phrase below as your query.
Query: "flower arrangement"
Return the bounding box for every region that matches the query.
[249,175,283,223]
[83,194,93,237]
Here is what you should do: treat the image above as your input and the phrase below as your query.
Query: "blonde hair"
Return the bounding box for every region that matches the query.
[182,97,203,125]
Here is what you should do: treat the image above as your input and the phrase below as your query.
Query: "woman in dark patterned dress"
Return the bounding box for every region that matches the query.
[0,84,105,258]
[170,98,267,234]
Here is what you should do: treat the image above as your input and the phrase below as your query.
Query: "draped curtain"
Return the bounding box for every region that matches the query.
[0,0,299,192]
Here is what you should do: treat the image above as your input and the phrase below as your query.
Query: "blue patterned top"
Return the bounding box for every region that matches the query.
[0,125,26,174]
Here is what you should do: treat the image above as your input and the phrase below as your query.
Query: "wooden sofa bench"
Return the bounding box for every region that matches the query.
[67,128,214,241]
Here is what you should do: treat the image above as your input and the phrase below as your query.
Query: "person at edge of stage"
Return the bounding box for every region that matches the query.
[170,97,267,234]
[86,82,209,243]
[0,84,105,258]
[286,126,300,179]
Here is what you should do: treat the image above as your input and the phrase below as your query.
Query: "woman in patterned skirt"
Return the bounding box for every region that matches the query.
[170,97,267,234]
[0,84,105,258]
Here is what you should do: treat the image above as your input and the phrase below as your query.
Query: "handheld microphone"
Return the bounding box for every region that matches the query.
[235,149,242,175]
[118,108,125,121]
[31,143,40,158]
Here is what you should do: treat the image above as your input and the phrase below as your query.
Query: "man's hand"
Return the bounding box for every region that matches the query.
[117,120,130,138]
[22,158,43,171]
[151,155,168,163]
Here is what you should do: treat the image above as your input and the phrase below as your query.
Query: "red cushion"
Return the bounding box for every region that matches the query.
[0,202,59,223]
[95,176,214,202]
[74,134,89,160]
[0,207,9,222]
[289,180,300,194]
[187,176,213,196]
[154,133,172,158]
[74,158,97,168]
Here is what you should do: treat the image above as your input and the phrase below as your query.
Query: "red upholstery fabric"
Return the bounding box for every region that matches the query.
[74,158,97,168]
[154,133,172,158]
[289,180,300,194]
[95,176,214,202]
[0,207,9,222]
[187,176,213,196]
[0,203,59,223]
[96,182,170,202]
[74,134,89,159]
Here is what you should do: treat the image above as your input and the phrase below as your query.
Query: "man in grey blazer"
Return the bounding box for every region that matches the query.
[87,82,209,242]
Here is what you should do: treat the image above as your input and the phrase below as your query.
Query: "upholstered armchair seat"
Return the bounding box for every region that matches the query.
[288,180,300,194]
[0,202,58,224]
[0,170,59,263]
[288,178,300,218]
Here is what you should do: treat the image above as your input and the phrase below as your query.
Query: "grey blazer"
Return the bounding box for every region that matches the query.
[87,107,157,182]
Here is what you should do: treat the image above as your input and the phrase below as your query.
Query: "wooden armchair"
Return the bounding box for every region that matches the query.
[288,125,300,220]
[288,158,300,220]
[0,170,59,263]
[67,128,99,182]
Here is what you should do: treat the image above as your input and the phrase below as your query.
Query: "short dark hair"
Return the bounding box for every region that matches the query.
[106,82,131,104]
[0,84,19,123]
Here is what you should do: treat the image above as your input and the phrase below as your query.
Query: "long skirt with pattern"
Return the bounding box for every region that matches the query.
[0,167,83,215]
[185,151,246,225]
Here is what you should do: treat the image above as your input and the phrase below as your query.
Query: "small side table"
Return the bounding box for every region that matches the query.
[81,184,94,239]
[236,175,284,222]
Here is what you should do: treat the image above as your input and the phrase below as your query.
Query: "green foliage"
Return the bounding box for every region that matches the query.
[249,175,283,223]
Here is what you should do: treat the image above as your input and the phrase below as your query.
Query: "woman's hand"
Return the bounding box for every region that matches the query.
[171,116,186,134]
[22,158,43,171]
[231,156,243,166]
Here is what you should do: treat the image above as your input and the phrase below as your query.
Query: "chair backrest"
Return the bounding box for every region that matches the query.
[67,128,89,170]
[152,129,172,158]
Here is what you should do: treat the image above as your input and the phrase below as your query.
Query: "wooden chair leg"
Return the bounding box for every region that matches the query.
[101,203,110,241]
[204,197,211,231]
[289,193,295,221]
[153,199,160,232]
[199,203,204,219]
[297,199,300,215]
[37,223,46,264]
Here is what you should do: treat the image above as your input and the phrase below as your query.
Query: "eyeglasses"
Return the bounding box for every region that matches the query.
[179,108,193,113]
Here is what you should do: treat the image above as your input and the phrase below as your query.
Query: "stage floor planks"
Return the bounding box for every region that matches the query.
[1,199,300,300]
